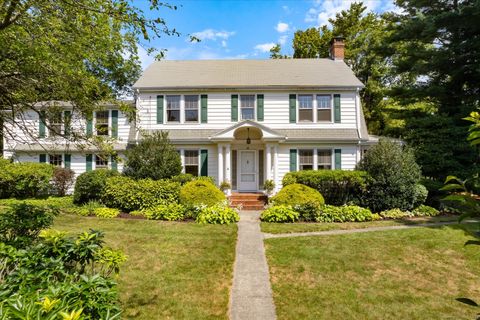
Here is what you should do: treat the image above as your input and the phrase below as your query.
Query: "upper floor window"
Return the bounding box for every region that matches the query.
[184,95,199,122]
[95,154,108,169]
[184,150,199,176]
[166,95,180,122]
[48,111,62,137]
[298,95,313,122]
[49,154,62,166]
[317,150,332,169]
[317,95,332,122]
[240,95,255,120]
[96,111,109,136]
[299,149,313,170]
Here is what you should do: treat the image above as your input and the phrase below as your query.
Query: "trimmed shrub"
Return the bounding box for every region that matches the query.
[93,207,120,218]
[379,208,414,219]
[412,205,440,217]
[0,161,54,199]
[196,204,239,224]
[73,169,118,205]
[171,173,195,185]
[51,167,75,196]
[260,205,299,223]
[318,205,378,223]
[270,184,324,206]
[142,203,187,221]
[0,196,74,210]
[102,176,181,212]
[282,170,369,205]
[179,180,225,207]
[413,183,428,208]
[294,201,323,222]
[357,139,422,211]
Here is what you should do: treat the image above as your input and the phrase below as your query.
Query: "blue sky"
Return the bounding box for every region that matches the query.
[136,0,397,67]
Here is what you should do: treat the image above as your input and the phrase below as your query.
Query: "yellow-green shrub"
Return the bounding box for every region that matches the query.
[179,180,225,207]
[270,184,324,206]
[195,204,239,224]
[93,207,120,218]
[260,205,299,223]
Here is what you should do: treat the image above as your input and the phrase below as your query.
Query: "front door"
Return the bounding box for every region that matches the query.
[238,150,257,191]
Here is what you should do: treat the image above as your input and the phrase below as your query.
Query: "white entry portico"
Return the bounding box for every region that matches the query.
[211,120,285,192]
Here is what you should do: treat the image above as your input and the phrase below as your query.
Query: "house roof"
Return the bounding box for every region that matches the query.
[133,59,364,90]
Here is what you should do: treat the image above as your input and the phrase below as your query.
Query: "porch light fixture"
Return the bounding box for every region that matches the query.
[246,128,251,145]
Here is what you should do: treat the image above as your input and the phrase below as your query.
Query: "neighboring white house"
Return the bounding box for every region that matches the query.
[2,38,376,192]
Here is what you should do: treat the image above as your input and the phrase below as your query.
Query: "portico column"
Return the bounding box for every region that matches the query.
[266,144,272,181]
[273,144,278,192]
[180,149,185,173]
[225,144,231,188]
[218,144,224,185]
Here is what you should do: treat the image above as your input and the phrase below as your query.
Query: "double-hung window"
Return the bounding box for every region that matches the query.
[96,111,109,136]
[240,95,255,120]
[95,154,108,169]
[184,150,199,176]
[49,111,62,137]
[184,95,199,122]
[317,95,332,122]
[298,95,313,122]
[317,150,332,169]
[299,149,314,170]
[49,154,62,167]
[166,95,181,123]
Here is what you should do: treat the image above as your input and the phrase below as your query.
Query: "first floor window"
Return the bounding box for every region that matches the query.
[95,154,108,169]
[48,111,62,136]
[49,154,62,166]
[299,149,313,170]
[298,95,313,122]
[317,95,332,122]
[317,150,332,169]
[96,111,109,136]
[184,150,199,176]
[240,95,255,120]
[166,95,181,122]
[184,95,199,122]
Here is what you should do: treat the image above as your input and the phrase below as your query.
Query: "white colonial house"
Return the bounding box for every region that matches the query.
[2,38,376,193]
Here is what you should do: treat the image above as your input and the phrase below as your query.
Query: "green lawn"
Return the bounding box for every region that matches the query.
[261,215,460,234]
[53,214,237,320]
[265,225,480,320]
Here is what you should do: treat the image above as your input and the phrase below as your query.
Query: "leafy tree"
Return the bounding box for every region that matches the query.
[0,0,188,148]
[293,26,331,58]
[269,44,290,59]
[124,131,182,180]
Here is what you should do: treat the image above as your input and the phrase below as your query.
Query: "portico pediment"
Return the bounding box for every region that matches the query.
[209,120,285,142]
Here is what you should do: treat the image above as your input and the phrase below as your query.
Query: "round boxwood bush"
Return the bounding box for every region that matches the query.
[270,183,324,206]
[260,205,299,223]
[179,180,226,207]
[73,169,118,205]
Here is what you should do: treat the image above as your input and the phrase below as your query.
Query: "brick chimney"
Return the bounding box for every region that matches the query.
[330,37,345,61]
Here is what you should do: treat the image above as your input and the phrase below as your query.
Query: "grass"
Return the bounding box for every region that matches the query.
[261,215,459,234]
[265,224,480,320]
[53,214,237,320]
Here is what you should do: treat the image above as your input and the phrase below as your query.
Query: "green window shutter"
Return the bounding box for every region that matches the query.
[86,154,93,172]
[335,149,342,169]
[289,94,296,123]
[157,95,164,124]
[111,155,117,171]
[201,95,208,123]
[111,110,118,138]
[257,94,264,121]
[86,112,93,136]
[289,149,297,172]
[39,111,46,138]
[200,149,208,176]
[64,154,71,169]
[334,94,341,123]
[39,154,46,163]
[64,111,71,137]
[231,95,238,122]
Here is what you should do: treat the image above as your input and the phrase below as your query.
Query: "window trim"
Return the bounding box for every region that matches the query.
[181,149,200,176]
[317,148,333,170]
[295,147,334,171]
[94,110,110,136]
[94,154,109,170]
[316,94,333,123]
[239,94,256,121]
[297,94,314,123]
[48,154,63,167]
[165,95,181,123]
[296,93,335,124]
[183,95,200,123]
[47,111,63,137]
[298,149,314,171]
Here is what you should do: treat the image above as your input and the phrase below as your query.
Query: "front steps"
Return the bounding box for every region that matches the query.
[229,192,267,211]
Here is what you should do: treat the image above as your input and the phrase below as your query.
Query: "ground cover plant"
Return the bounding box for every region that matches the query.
[53,214,237,319]
[265,226,480,319]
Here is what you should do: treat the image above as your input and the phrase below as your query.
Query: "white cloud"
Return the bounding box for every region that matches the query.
[275,22,289,33]
[221,40,227,48]
[278,35,288,46]
[254,42,276,53]
[305,0,395,27]
[164,47,194,60]
[191,29,236,41]
[137,46,155,70]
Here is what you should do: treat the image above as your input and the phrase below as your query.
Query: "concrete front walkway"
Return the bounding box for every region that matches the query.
[230,211,276,320]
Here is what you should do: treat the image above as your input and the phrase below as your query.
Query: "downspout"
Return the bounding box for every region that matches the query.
[355,88,362,163]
